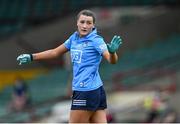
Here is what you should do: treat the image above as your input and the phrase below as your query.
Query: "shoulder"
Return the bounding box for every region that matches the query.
[69,32,77,40]
[91,34,105,45]
[64,32,77,45]
[88,28,104,41]
[94,35,103,40]
[90,33,104,42]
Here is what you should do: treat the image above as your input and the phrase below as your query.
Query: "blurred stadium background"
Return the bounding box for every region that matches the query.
[0,0,180,123]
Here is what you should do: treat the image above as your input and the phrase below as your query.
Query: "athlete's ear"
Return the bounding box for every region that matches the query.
[77,19,79,26]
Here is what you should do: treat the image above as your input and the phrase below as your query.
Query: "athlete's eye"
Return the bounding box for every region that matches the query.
[87,21,92,25]
[80,20,85,24]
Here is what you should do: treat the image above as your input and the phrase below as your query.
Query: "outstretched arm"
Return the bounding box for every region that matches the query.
[17,44,68,65]
[32,44,68,60]
[103,35,122,64]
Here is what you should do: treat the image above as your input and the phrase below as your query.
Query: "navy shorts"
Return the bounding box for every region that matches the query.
[71,86,107,111]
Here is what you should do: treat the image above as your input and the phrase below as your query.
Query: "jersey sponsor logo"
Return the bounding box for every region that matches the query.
[71,49,82,63]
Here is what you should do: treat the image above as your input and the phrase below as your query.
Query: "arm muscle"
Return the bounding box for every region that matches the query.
[32,44,68,60]
[102,50,118,64]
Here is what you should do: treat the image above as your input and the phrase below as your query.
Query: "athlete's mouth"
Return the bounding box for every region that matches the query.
[81,29,87,32]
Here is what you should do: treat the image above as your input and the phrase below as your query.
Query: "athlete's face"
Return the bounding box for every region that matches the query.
[77,14,94,37]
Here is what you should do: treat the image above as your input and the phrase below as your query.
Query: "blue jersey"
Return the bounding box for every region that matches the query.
[64,28,107,91]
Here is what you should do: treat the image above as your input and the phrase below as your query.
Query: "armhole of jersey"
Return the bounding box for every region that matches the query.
[63,43,70,51]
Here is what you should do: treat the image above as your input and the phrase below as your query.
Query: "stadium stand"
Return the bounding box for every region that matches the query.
[0,0,179,39]
[101,34,180,88]
[0,68,68,122]
[28,68,68,103]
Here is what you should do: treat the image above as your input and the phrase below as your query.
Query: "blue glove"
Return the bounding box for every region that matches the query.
[107,35,122,54]
[17,54,33,65]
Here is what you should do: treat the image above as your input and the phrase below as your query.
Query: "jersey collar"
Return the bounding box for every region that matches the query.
[75,28,97,41]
